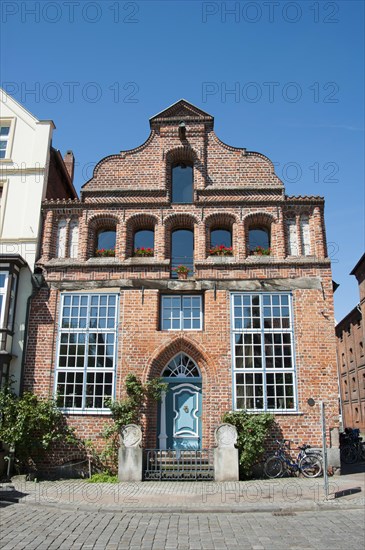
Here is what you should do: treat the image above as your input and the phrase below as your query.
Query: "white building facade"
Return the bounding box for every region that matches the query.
[0,88,76,392]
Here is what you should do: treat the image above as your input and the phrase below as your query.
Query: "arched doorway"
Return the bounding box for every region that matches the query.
[158,353,202,450]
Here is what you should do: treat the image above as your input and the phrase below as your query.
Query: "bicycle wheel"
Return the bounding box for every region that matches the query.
[340,445,358,464]
[299,455,322,478]
[264,457,284,478]
[360,443,365,462]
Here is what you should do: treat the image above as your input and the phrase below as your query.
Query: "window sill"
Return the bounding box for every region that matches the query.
[124,258,170,266]
[60,408,112,416]
[234,409,303,415]
[160,329,202,332]
[204,256,236,264]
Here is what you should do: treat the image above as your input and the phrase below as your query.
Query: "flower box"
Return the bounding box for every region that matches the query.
[95,248,115,258]
[250,246,271,256]
[134,247,154,257]
[209,245,233,257]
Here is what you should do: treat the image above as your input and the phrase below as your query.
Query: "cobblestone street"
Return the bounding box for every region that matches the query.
[1,504,364,550]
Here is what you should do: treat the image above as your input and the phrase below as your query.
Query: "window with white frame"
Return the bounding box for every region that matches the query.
[231,293,296,411]
[161,295,202,330]
[55,293,118,411]
[0,120,14,160]
[0,272,9,328]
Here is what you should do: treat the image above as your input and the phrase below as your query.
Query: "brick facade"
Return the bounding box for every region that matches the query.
[24,101,339,463]
[336,254,365,432]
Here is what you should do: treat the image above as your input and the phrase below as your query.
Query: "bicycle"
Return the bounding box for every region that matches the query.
[340,428,365,464]
[264,439,323,479]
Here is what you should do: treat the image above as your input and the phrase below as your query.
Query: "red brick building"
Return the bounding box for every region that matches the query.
[24,101,339,462]
[336,253,365,433]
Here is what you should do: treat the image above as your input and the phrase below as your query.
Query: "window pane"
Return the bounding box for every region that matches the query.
[171,229,194,277]
[172,163,193,203]
[97,230,116,251]
[134,229,154,252]
[249,228,270,251]
[210,229,232,248]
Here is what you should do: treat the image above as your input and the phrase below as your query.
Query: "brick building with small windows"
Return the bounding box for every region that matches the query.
[336,253,365,433]
[24,100,339,468]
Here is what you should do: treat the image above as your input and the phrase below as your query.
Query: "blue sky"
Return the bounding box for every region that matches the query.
[1,0,364,321]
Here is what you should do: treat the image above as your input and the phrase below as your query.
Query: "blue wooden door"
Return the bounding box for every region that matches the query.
[165,382,202,450]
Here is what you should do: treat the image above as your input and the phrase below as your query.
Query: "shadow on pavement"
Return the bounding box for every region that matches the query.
[0,485,29,505]
[340,461,365,475]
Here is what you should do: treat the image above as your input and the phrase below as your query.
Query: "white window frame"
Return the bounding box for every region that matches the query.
[161,295,203,331]
[231,292,298,413]
[0,118,16,162]
[54,292,119,413]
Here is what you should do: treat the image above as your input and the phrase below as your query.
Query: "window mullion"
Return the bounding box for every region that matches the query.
[82,294,91,410]
[180,296,183,330]
[259,295,267,411]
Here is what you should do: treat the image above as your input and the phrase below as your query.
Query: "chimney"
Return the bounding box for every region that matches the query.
[63,150,75,182]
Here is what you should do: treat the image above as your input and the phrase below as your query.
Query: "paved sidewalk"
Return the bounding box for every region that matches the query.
[1,470,364,513]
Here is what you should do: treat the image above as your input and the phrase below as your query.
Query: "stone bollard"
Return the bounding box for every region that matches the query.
[214,423,239,482]
[118,424,143,482]
[328,426,341,473]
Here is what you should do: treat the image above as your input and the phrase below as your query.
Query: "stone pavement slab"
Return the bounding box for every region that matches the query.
[0,470,364,513]
[0,506,364,550]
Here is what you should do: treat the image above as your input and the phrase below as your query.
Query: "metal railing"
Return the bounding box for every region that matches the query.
[144,449,214,481]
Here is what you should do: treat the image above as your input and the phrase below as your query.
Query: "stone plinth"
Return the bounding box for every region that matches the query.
[214,424,239,482]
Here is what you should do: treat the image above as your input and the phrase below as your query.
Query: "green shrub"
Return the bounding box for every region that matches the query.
[0,387,77,473]
[222,410,275,479]
[100,374,168,468]
[86,472,119,483]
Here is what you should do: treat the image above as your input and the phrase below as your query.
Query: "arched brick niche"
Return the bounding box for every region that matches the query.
[125,213,159,258]
[163,213,200,261]
[142,336,219,448]
[243,211,277,256]
[204,212,237,257]
[86,214,120,259]
[165,146,201,202]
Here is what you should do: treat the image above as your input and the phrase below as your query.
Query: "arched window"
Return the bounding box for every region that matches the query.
[172,162,193,204]
[249,227,270,254]
[68,219,79,259]
[162,353,201,378]
[96,229,116,257]
[134,229,154,256]
[171,229,194,277]
[56,219,67,258]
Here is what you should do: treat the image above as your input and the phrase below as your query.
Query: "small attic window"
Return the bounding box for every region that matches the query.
[0,119,15,161]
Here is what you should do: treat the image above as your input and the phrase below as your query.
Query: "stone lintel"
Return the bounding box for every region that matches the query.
[49,277,323,292]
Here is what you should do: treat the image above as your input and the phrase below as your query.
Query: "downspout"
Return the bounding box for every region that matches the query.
[18,272,44,396]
